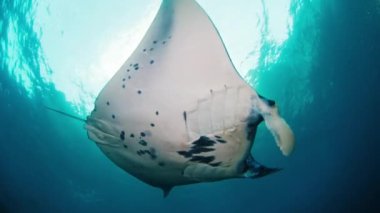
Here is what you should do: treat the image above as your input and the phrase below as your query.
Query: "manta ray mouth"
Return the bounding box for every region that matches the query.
[86,116,121,147]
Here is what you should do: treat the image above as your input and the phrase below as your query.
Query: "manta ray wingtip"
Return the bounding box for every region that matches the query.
[257,95,295,156]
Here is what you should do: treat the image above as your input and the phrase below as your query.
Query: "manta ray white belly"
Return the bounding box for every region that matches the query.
[86,0,295,196]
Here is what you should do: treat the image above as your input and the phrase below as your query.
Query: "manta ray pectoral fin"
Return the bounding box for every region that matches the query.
[243,155,282,179]
[256,96,295,156]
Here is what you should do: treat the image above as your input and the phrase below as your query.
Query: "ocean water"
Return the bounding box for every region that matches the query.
[1,0,379,212]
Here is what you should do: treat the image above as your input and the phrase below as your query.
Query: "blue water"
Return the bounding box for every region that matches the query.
[1,0,379,212]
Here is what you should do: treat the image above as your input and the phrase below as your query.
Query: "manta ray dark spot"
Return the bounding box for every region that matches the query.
[150,60,154,64]
[193,136,216,147]
[134,66,139,70]
[155,111,159,115]
[123,144,128,149]
[217,139,227,143]
[147,149,157,160]
[150,147,156,154]
[158,162,165,167]
[112,114,116,119]
[140,132,146,137]
[150,123,155,127]
[128,76,131,79]
[120,131,125,140]
[122,78,126,81]
[106,101,110,106]
[127,69,130,72]
[139,140,147,146]
[177,151,192,158]
[215,135,221,139]
[150,48,154,51]
[143,48,147,52]
[191,147,215,154]
[168,36,172,39]
[137,90,142,94]
[129,63,133,67]
[183,111,187,122]
[190,156,215,164]
[209,162,222,167]
[130,134,135,138]
[162,41,166,45]
[136,149,157,160]
[153,40,157,44]
[134,63,139,67]
[122,84,125,88]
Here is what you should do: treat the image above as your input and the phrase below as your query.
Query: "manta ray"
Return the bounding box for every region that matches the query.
[50,0,295,197]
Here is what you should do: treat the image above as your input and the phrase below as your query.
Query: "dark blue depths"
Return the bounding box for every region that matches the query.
[0,0,379,212]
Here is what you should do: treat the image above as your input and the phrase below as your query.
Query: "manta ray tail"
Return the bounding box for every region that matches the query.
[44,106,86,122]
[161,186,173,198]
[256,95,295,156]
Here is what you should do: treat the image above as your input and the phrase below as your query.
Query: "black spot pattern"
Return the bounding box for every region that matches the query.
[153,40,157,44]
[177,136,223,167]
[130,134,135,138]
[112,114,116,119]
[189,156,215,164]
[158,162,165,167]
[139,140,147,146]
[138,90,142,94]
[183,111,187,122]
[177,151,191,158]
[106,101,110,106]
[123,144,128,149]
[120,131,125,141]
[216,139,227,143]
[140,132,146,137]
[143,48,147,52]
[192,136,216,147]
[209,162,222,167]
[150,60,154,64]
[177,147,214,158]
[122,84,125,88]
[155,111,159,115]
[150,48,154,51]
[150,123,155,127]
[136,149,157,160]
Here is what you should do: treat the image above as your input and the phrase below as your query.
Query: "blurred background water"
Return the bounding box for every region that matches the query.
[0,0,379,212]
